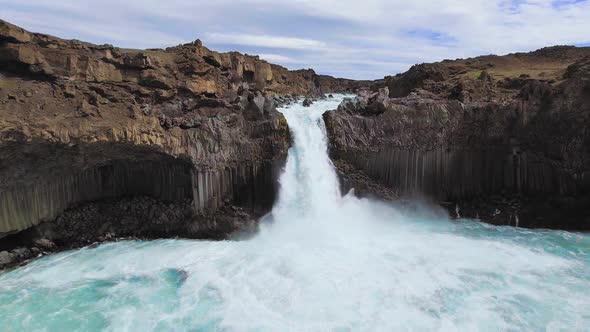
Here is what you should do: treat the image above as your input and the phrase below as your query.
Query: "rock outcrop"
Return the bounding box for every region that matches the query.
[0,20,358,267]
[325,47,590,230]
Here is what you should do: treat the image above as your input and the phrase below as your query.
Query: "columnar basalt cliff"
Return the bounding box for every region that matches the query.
[0,20,357,267]
[325,46,590,230]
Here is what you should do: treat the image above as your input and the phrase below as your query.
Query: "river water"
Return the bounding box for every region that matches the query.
[1,96,589,331]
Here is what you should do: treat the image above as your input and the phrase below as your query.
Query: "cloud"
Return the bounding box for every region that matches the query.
[258,54,299,63]
[1,0,590,79]
[205,33,326,50]
[0,8,183,48]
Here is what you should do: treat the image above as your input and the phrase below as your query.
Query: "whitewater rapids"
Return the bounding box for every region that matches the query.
[1,95,589,331]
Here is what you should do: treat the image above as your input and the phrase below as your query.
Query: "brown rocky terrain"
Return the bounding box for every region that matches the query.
[3,18,589,268]
[325,46,590,230]
[0,20,361,268]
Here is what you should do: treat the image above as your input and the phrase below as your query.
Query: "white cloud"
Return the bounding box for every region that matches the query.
[0,9,184,48]
[258,54,299,63]
[205,33,326,50]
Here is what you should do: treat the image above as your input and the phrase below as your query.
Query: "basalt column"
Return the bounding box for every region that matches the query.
[0,142,194,237]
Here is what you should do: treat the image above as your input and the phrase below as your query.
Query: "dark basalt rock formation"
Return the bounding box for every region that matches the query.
[325,47,590,230]
[0,20,356,268]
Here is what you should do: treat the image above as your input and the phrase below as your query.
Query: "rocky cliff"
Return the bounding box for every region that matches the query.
[325,46,590,230]
[0,20,358,267]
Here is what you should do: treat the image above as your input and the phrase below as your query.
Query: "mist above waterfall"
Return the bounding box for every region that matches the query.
[1,96,589,331]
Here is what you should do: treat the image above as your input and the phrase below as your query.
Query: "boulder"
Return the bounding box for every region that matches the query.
[243,92,267,119]
[0,251,14,266]
[34,238,57,250]
[11,248,31,259]
[363,87,391,115]
[263,96,276,115]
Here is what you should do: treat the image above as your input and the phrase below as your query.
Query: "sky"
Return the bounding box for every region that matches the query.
[1,0,590,79]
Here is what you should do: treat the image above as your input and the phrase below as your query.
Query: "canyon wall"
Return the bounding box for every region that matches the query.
[325,47,590,229]
[0,19,356,254]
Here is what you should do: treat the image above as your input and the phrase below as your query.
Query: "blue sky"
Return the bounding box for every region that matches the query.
[1,0,589,79]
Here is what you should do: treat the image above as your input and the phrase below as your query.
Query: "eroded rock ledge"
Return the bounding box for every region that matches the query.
[325,47,590,230]
[0,20,362,268]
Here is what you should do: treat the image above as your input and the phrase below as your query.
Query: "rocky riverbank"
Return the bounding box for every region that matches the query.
[324,46,590,230]
[0,20,361,268]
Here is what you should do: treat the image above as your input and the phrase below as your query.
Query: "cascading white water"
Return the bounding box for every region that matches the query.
[1,95,589,331]
[259,96,345,235]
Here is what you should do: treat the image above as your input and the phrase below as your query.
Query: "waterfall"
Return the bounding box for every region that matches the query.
[1,95,589,332]
[271,96,344,219]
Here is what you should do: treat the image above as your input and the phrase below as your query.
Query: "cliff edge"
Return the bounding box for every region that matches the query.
[325,46,590,229]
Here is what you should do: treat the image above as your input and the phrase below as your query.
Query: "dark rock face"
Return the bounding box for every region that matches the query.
[0,19,358,268]
[0,195,267,269]
[325,50,590,230]
[388,63,448,98]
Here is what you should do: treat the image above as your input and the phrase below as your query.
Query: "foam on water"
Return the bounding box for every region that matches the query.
[1,96,590,331]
